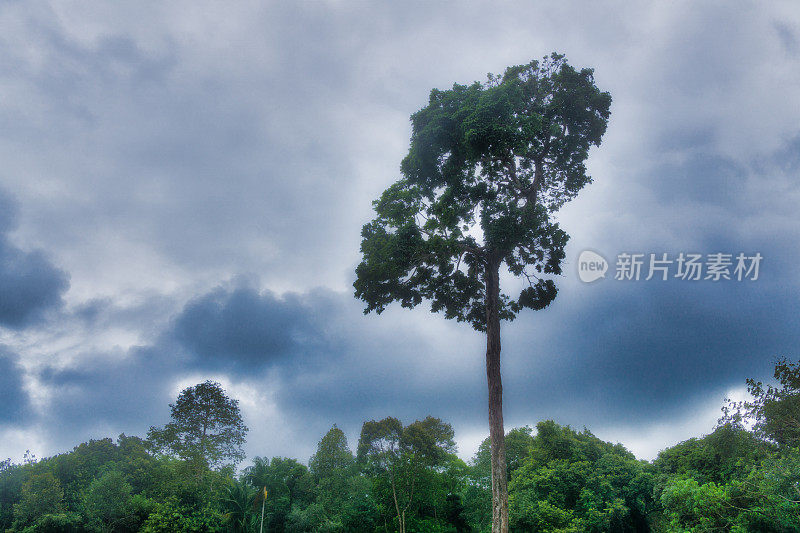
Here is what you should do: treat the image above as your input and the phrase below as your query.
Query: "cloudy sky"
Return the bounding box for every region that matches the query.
[1,1,799,464]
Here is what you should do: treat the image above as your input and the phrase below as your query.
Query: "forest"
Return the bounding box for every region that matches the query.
[1,359,798,533]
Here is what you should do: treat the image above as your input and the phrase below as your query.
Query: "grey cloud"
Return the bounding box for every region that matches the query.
[23,251,800,460]
[0,190,69,329]
[503,136,800,429]
[173,284,339,372]
[774,21,799,56]
[38,345,187,444]
[649,153,746,206]
[0,347,30,424]
[31,134,800,455]
[168,282,483,422]
[35,283,479,454]
[0,4,365,289]
[501,280,798,427]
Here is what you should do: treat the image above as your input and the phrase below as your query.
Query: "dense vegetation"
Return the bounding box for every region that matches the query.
[1,361,798,532]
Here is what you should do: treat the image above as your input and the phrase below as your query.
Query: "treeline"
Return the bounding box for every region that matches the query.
[1,360,798,532]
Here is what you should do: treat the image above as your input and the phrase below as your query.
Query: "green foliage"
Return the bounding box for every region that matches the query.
[309,425,355,481]
[44,438,119,511]
[0,459,24,530]
[464,426,534,532]
[82,470,137,532]
[654,445,799,530]
[219,479,256,533]
[2,416,798,533]
[357,416,459,532]
[355,53,611,330]
[115,434,169,496]
[736,447,800,530]
[508,421,653,533]
[723,358,800,448]
[139,500,224,533]
[147,381,248,472]
[461,482,491,533]
[659,477,735,532]
[16,512,84,533]
[3,362,799,533]
[649,359,800,530]
[241,456,314,531]
[473,426,535,484]
[306,424,376,528]
[657,448,800,532]
[653,423,769,486]
[12,472,66,528]
[0,429,246,532]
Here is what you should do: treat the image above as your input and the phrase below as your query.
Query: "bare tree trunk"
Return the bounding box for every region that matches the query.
[485,260,509,533]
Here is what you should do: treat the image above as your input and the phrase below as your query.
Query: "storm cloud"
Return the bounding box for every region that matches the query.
[0,348,30,424]
[0,190,68,328]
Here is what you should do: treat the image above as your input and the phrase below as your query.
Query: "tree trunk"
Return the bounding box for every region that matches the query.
[485,260,509,533]
[391,471,405,533]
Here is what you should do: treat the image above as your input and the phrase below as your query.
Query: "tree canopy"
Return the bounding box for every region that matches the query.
[355,53,611,330]
[147,380,248,471]
[722,357,800,448]
[357,416,458,533]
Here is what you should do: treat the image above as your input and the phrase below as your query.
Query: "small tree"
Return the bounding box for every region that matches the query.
[83,470,134,532]
[357,416,456,533]
[12,472,65,527]
[309,425,355,480]
[219,479,257,533]
[310,425,357,518]
[722,358,800,448]
[242,456,314,530]
[354,53,611,532]
[147,380,248,472]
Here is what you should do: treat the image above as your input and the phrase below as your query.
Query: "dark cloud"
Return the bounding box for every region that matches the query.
[173,284,340,372]
[500,280,797,426]
[166,282,481,423]
[38,345,186,445]
[775,22,799,56]
[0,190,69,328]
[650,153,747,206]
[0,347,30,424]
[509,132,800,430]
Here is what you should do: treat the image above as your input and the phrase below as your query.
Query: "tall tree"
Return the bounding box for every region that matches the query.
[147,380,248,472]
[354,53,611,532]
